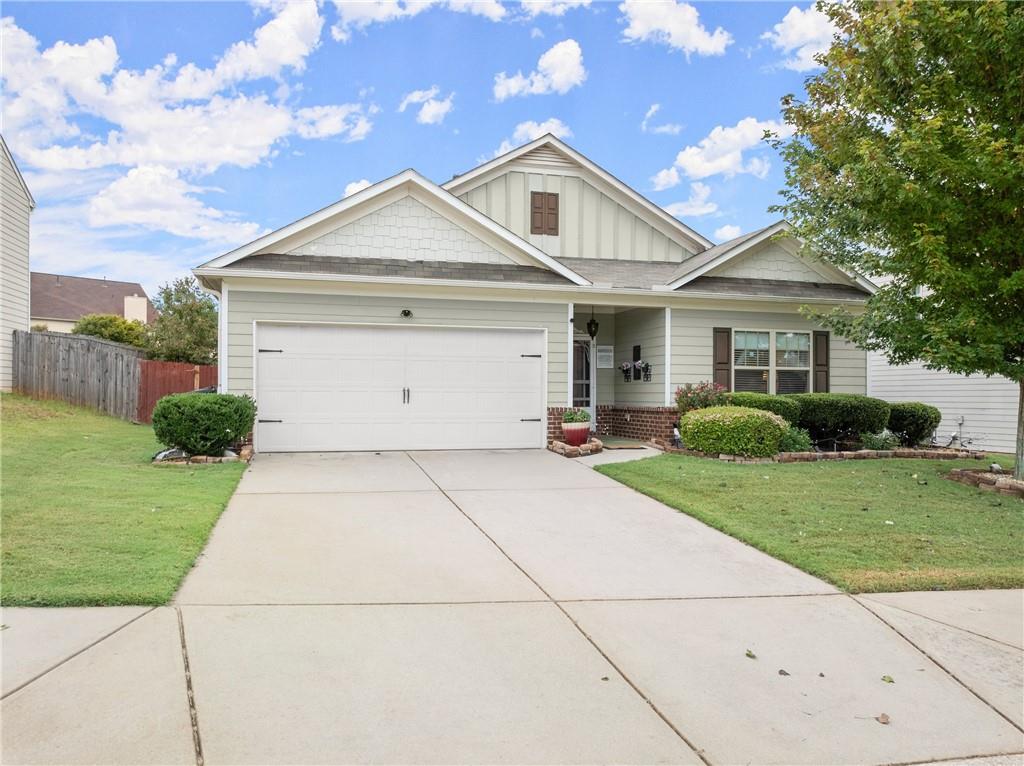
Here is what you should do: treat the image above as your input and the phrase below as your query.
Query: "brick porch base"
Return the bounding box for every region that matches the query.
[547,405,678,444]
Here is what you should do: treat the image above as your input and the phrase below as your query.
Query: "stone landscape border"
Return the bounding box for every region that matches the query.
[947,468,1024,499]
[548,438,604,458]
[649,440,988,465]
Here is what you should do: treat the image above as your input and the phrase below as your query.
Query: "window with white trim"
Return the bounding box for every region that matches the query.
[733,330,811,394]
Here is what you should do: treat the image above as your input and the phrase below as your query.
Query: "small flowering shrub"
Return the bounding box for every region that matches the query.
[562,407,591,423]
[152,393,257,456]
[675,381,727,413]
[778,425,813,452]
[678,406,788,457]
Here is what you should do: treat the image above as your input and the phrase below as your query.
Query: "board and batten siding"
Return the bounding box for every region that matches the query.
[867,352,1019,453]
[226,291,569,406]
[614,308,667,406]
[671,309,866,394]
[1,147,32,391]
[458,171,696,264]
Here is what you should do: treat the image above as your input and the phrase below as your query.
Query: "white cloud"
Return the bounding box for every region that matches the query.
[88,165,266,244]
[530,27,544,38]
[398,85,455,125]
[493,39,586,101]
[520,0,591,17]
[761,5,837,71]
[650,167,680,191]
[493,117,572,157]
[330,0,506,42]
[656,116,794,181]
[714,224,741,241]
[344,179,372,197]
[618,0,732,57]
[663,182,716,217]
[640,103,682,135]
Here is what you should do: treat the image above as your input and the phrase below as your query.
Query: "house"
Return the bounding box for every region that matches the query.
[868,355,1019,453]
[30,273,157,333]
[1,135,34,392]
[194,135,874,453]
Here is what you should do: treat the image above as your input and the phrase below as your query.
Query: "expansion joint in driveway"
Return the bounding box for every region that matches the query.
[404,452,714,766]
[175,607,206,766]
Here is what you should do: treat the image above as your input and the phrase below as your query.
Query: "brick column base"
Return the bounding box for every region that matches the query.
[547,405,678,444]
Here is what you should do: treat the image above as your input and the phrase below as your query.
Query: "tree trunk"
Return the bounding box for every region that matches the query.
[1016,379,1023,482]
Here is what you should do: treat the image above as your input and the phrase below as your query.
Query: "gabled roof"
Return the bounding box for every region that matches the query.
[197,168,589,286]
[1,134,36,210]
[31,272,156,323]
[664,220,877,293]
[443,134,714,253]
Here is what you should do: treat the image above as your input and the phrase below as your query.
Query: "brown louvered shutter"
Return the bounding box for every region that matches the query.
[713,328,731,391]
[545,192,559,235]
[813,331,830,392]
[530,192,545,234]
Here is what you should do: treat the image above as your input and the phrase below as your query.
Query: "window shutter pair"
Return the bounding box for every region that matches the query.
[711,328,831,393]
[530,192,558,235]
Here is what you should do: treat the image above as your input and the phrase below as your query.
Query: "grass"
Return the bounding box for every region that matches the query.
[596,452,1024,593]
[1,393,246,606]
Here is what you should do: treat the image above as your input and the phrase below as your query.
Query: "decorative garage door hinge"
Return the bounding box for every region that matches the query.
[258,348,283,353]
[520,354,542,358]
[258,419,283,423]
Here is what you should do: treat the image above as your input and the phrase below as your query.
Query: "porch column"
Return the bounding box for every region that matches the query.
[567,302,574,407]
[664,307,672,406]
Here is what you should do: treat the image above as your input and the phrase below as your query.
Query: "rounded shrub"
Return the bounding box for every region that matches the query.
[72,313,146,347]
[788,393,890,444]
[678,406,788,457]
[725,392,801,424]
[887,402,942,447]
[152,393,257,456]
[779,426,813,452]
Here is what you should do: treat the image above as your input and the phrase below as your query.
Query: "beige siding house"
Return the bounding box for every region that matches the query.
[195,136,875,453]
[0,136,34,392]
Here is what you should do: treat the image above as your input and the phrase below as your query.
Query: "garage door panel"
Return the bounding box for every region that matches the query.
[255,324,545,452]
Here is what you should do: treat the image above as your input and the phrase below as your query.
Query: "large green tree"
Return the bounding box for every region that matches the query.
[774,0,1024,477]
[145,277,218,365]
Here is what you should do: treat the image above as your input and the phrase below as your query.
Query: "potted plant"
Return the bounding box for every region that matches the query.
[561,408,591,446]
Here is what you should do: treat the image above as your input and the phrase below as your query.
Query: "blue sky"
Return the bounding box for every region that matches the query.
[2,1,836,293]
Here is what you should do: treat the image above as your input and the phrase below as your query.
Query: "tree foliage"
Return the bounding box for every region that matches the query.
[72,313,146,347]
[774,0,1024,475]
[145,277,218,364]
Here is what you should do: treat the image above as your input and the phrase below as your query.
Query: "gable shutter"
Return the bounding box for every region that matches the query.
[545,192,559,235]
[530,192,545,234]
[713,327,731,391]
[813,331,830,392]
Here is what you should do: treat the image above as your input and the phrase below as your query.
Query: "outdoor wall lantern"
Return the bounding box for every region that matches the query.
[586,306,599,340]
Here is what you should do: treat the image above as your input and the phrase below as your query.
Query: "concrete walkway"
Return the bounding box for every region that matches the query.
[2,450,1022,765]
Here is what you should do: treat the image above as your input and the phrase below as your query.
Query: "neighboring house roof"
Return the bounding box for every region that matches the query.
[443,134,714,253]
[30,272,157,323]
[225,254,574,285]
[0,135,35,210]
[197,169,590,286]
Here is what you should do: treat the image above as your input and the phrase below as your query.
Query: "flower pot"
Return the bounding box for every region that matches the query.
[561,421,591,447]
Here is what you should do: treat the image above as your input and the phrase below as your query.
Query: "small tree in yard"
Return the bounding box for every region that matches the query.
[72,314,146,347]
[773,1,1024,478]
[146,277,218,365]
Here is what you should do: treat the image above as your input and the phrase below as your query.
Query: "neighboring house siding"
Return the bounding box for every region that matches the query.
[458,170,695,263]
[614,308,666,406]
[670,308,865,394]
[867,352,1019,452]
[1,149,31,391]
[712,241,830,283]
[226,290,568,406]
[28,318,75,333]
[289,195,514,265]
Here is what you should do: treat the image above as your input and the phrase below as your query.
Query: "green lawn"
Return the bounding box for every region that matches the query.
[597,453,1024,593]
[1,394,246,606]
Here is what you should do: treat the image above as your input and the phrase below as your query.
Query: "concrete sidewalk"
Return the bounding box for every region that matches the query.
[3,450,1022,765]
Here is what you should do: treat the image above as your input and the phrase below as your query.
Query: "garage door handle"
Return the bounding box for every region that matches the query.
[520,354,542,358]
[258,349,283,353]
[258,419,282,423]
[520,418,541,422]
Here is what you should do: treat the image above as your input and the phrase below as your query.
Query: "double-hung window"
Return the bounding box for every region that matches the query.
[733,330,811,394]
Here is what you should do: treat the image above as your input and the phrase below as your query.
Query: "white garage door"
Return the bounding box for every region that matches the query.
[254,323,546,452]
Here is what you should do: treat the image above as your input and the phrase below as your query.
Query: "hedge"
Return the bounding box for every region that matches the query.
[678,406,788,457]
[152,393,257,456]
[888,402,942,447]
[788,393,890,444]
[725,392,801,424]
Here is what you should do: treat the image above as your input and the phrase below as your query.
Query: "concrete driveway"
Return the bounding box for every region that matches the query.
[3,450,1022,765]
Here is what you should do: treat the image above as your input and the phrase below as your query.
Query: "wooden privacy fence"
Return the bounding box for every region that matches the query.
[11,330,217,423]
